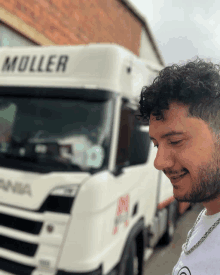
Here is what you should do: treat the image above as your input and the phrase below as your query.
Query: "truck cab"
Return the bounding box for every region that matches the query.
[0,44,179,275]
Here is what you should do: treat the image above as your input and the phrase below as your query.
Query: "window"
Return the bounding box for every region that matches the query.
[129,118,151,165]
[116,102,135,166]
[116,100,151,167]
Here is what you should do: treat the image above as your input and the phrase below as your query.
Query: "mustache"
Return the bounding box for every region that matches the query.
[164,169,188,176]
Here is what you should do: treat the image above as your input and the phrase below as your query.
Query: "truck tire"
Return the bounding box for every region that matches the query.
[159,201,178,245]
[119,239,139,275]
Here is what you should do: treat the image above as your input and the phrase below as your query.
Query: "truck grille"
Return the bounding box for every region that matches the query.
[1,199,70,275]
[0,257,35,275]
[1,212,43,234]
[1,235,38,256]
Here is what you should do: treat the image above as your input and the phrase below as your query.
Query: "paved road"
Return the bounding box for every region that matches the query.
[143,203,204,275]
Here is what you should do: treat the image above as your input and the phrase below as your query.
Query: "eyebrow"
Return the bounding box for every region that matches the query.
[149,131,185,141]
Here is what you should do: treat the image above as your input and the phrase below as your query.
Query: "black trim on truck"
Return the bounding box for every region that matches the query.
[56,264,102,275]
[0,154,80,174]
[37,195,75,214]
[0,86,116,101]
[0,257,35,275]
[1,235,38,256]
[0,194,75,214]
[1,212,43,234]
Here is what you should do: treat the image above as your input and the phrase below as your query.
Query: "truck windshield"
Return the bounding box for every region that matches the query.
[0,96,114,173]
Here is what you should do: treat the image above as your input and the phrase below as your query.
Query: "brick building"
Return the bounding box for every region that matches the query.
[0,0,164,66]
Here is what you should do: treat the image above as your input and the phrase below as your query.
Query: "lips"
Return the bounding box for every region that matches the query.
[171,172,188,180]
[170,172,188,183]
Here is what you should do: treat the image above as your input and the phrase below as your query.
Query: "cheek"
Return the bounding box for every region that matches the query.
[193,134,216,163]
[181,138,214,168]
[177,149,212,175]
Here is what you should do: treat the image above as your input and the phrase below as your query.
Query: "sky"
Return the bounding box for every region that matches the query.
[129,0,220,66]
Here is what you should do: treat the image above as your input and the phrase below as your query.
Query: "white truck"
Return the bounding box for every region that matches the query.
[0,44,189,275]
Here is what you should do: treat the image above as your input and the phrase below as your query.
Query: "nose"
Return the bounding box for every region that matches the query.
[154,145,175,171]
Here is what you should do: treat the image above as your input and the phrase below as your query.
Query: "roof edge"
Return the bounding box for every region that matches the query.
[119,0,165,66]
[0,6,55,46]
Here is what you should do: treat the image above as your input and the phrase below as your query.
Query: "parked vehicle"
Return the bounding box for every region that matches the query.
[0,43,190,275]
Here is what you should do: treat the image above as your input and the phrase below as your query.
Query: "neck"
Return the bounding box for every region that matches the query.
[202,200,220,216]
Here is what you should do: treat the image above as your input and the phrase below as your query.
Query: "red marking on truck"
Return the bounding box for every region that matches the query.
[113,194,130,235]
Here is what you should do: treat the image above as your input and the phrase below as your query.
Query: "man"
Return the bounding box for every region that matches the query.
[138,58,220,274]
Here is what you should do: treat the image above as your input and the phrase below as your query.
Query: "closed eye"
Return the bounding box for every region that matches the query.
[169,140,182,145]
[153,140,182,148]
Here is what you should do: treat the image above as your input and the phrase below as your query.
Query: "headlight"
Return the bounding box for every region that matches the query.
[51,184,80,197]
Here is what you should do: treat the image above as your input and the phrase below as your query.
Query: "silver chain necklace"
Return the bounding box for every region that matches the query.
[183,208,220,255]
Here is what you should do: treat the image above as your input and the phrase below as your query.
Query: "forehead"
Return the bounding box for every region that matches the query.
[149,102,212,138]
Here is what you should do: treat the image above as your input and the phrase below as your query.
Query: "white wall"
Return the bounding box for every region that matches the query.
[139,27,160,65]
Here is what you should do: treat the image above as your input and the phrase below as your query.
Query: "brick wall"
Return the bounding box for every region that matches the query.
[0,0,142,55]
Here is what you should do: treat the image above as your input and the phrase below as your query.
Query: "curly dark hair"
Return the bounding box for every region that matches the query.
[138,57,220,133]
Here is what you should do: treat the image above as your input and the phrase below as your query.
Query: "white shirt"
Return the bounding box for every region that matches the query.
[172,208,220,275]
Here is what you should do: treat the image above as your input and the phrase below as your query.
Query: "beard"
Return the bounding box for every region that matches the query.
[174,155,220,204]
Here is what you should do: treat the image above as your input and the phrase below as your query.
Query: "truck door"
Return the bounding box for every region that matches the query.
[112,98,160,230]
[113,100,153,231]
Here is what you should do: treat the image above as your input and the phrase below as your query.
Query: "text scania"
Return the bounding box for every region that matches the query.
[0,179,32,196]
[1,55,69,73]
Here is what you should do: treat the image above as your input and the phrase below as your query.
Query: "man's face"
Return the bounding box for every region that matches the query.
[149,102,220,204]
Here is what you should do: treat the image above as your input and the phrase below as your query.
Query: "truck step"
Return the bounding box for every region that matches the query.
[144,248,154,262]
